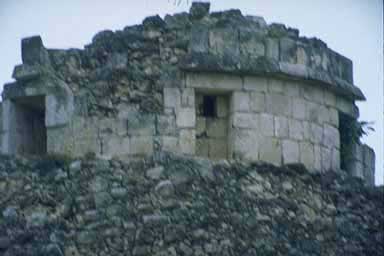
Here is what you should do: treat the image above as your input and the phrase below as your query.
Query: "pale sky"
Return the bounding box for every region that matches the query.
[0,0,383,184]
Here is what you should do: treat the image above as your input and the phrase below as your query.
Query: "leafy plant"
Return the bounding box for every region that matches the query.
[339,112,374,170]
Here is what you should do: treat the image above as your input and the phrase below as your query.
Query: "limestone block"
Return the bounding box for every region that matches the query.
[179,129,195,154]
[239,29,265,58]
[249,92,265,112]
[279,37,296,63]
[336,97,355,116]
[12,64,44,81]
[208,139,228,159]
[301,85,324,104]
[363,145,375,186]
[259,113,274,137]
[130,136,154,155]
[232,92,250,112]
[314,145,322,171]
[323,90,337,107]
[243,76,268,92]
[265,94,291,116]
[349,161,364,179]
[216,95,229,118]
[292,98,306,120]
[306,101,321,123]
[309,123,323,144]
[283,81,300,97]
[186,73,242,90]
[157,115,177,136]
[1,100,12,133]
[196,116,206,135]
[299,142,314,170]
[163,87,180,109]
[190,25,209,53]
[317,105,330,124]
[363,145,375,171]
[189,2,210,19]
[99,118,127,137]
[232,112,258,129]
[331,148,340,170]
[274,116,289,138]
[288,119,304,140]
[268,79,284,94]
[259,137,282,166]
[21,36,50,66]
[176,108,196,128]
[328,107,339,127]
[209,28,240,57]
[265,38,279,60]
[46,126,75,155]
[296,47,308,65]
[127,113,155,136]
[206,119,227,138]
[196,138,209,157]
[161,136,178,152]
[282,139,299,164]
[321,147,332,171]
[231,129,259,161]
[350,143,363,162]
[104,136,130,156]
[181,88,195,108]
[279,63,308,78]
[322,124,340,149]
[45,94,74,127]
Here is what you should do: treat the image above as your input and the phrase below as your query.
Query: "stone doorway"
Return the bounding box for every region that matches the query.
[195,93,230,160]
[6,96,47,155]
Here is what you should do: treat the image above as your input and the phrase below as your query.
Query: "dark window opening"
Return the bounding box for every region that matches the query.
[13,96,47,155]
[339,112,355,171]
[202,95,216,117]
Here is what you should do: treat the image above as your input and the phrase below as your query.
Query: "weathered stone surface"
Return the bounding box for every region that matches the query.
[0,3,373,187]
[232,112,258,128]
[259,137,281,165]
[21,36,51,66]
[243,76,268,92]
[259,113,274,136]
[274,116,289,138]
[282,139,299,164]
[232,91,250,112]
[0,153,382,255]
[300,141,314,170]
[189,2,210,19]
[231,128,259,161]
[265,94,291,116]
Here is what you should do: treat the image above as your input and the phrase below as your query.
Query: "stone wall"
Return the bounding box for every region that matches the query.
[0,2,375,183]
[346,143,376,186]
[0,154,382,255]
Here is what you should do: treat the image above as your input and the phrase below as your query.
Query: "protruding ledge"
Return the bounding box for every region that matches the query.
[179,53,365,101]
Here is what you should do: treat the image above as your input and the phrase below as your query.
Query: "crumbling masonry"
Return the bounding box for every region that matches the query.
[0,2,375,185]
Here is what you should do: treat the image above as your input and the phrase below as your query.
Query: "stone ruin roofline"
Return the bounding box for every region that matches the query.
[6,1,365,101]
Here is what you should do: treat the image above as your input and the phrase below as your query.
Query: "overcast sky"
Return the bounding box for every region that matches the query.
[0,0,383,184]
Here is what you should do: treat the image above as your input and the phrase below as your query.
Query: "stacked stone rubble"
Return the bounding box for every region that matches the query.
[0,154,382,255]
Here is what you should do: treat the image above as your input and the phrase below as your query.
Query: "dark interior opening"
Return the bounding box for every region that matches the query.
[13,96,47,155]
[202,95,216,117]
[339,112,354,171]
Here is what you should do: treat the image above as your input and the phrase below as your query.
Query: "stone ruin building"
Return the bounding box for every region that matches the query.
[0,2,375,185]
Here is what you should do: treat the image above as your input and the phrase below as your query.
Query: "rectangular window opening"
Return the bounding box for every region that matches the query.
[195,93,229,160]
[202,95,217,117]
[338,111,355,171]
[12,96,47,155]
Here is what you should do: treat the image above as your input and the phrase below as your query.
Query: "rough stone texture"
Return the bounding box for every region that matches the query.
[0,153,382,256]
[0,3,373,184]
